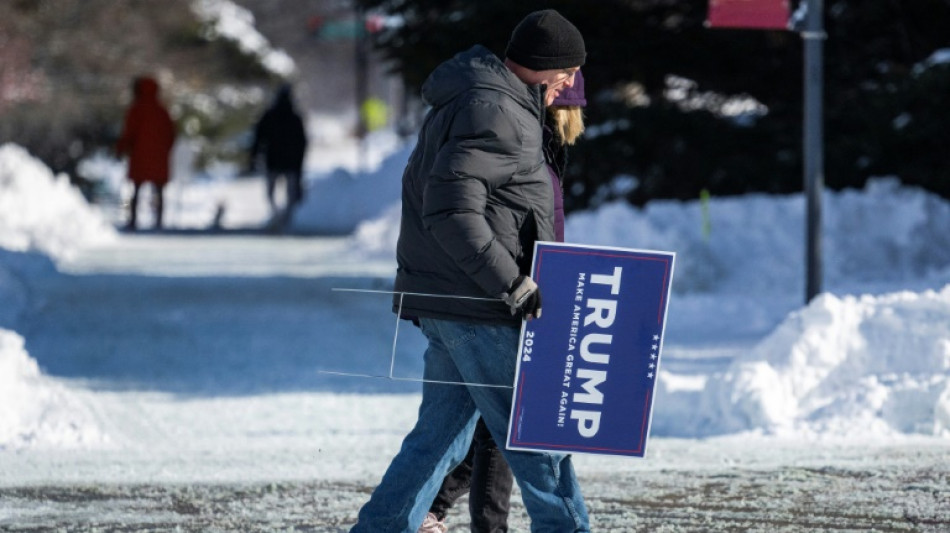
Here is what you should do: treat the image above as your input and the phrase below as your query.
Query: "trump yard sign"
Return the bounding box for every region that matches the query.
[507,242,675,457]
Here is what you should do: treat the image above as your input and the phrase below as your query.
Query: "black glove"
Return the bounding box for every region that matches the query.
[503,275,542,319]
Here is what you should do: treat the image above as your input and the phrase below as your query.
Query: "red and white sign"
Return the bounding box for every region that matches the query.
[707,0,790,30]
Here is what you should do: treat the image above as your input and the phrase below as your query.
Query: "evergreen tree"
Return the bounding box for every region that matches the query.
[356,0,950,209]
[0,0,281,186]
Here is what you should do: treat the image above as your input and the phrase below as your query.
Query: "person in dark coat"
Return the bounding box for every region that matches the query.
[350,9,590,533]
[420,70,587,533]
[116,76,176,230]
[249,84,308,217]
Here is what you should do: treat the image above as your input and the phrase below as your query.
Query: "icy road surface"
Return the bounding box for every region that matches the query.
[1,234,948,531]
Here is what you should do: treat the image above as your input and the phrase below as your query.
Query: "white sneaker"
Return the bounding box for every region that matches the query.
[417,512,448,533]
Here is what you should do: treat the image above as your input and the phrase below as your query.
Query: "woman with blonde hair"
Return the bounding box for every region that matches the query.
[544,69,586,243]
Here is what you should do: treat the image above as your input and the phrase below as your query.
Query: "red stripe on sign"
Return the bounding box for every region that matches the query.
[707,0,789,30]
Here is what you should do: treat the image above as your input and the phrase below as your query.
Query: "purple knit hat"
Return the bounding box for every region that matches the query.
[553,69,586,107]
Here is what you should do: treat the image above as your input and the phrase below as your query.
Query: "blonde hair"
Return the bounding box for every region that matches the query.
[548,106,585,145]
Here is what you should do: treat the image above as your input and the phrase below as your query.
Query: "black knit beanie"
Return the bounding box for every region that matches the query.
[505,9,586,71]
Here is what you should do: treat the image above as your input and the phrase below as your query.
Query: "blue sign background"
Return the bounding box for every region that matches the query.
[507,242,675,457]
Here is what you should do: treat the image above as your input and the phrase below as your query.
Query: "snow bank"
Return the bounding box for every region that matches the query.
[0,144,116,261]
[346,172,950,294]
[0,146,114,449]
[292,140,411,234]
[565,178,950,294]
[671,286,950,438]
[0,329,106,450]
[826,178,950,284]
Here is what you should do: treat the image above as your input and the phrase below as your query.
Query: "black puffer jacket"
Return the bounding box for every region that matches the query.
[393,45,555,325]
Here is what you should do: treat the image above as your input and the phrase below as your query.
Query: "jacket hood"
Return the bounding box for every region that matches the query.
[135,77,160,102]
[271,84,295,111]
[421,45,542,116]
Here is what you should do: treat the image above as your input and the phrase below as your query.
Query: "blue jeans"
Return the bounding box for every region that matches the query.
[351,318,590,533]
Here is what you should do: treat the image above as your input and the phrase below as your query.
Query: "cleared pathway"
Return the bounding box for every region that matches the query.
[1,233,948,531]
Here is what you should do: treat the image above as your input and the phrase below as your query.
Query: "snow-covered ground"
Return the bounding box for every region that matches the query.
[1,138,949,530]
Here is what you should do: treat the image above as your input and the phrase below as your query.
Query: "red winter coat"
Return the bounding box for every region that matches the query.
[116,77,176,186]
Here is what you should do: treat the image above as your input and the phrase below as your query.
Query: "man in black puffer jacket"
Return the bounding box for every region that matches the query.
[351,9,590,533]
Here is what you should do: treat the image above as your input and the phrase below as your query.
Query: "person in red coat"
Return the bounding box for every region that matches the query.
[116,76,176,230]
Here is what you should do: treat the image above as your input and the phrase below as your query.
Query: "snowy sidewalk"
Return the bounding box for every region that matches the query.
[2,232,949,531]
[3,439,948,531]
